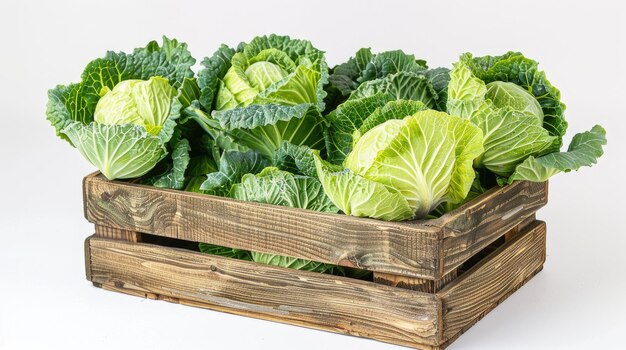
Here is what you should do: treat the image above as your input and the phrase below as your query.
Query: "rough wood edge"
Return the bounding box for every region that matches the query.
[83,173,533,233]
[373,270,458,293]
[84,235,92,281]
[94,224,141,242]
[504,213,536,241]
[87,236,442,348]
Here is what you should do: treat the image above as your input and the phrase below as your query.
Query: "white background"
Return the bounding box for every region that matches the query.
[1,0,625,349]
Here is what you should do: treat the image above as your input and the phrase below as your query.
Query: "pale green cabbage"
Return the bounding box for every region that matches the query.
[316,110,484,220]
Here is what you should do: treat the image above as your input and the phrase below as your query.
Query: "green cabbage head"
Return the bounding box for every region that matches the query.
[447,52,606,183]
[46,37,195,180]
[193,35,328,160]
[315,110,484,220]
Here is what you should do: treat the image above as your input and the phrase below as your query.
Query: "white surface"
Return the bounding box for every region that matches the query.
[1,0,625,349]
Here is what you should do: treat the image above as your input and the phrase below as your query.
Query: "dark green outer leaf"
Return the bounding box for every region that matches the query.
[359,50,428,82]
[149,137,191,190]
[199,150,270,195]
[178,77,201,110]
[213,104,326,159]
[325,93,394,164]
[273,142,318,177]
[325,48,374,109]
[358,100,428,136]
[424,67,451,111]
[197,45,237,110]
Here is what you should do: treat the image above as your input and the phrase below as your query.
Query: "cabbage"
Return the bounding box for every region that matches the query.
[315,110,483,220]
[46,37,195,180]
[192,35,329,159]
[323,49,450,164]
[447,52,606,182]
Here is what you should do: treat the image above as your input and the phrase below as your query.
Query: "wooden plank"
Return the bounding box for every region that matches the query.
[87,236,442,349]
[83,173,544,280]
[373,270,458,293]
[438,181,548,276]
[504,213,536,241]
[437,221,547,342]
[83,173,441,278]
[94,225,141,242]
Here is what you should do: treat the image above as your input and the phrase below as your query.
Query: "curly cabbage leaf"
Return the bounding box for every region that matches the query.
[272,141,318,177]
[198,149,270,195]
[314,153,414,221]
[62,121,169,180]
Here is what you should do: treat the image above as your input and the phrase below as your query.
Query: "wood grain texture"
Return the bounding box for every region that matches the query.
[87,236,442,348]
[94,225,141,242]
[373,270,458,293]
[437,181,547,276]
[438,221,547,341]
[83,173,547,280]
[505,213,536,241]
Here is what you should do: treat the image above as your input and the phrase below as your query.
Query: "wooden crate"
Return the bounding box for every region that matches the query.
[83,172,549,349]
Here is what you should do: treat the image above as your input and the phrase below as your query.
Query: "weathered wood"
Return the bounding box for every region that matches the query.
[87,235,442,348]
[83,173,547,280]
[373,270,458,293]
[84,219,546,349]
[438,181,547,276]
[438,221,547,342]
[94,224,141,242]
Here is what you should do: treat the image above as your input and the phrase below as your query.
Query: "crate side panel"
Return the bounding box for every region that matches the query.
[440,181,547,276]
[84,175,440,278]
[438,221,547,341]
[87,236,442,347]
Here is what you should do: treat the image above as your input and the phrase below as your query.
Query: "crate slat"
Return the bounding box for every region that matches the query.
[87,236,442,348]
[83,173,547,280]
